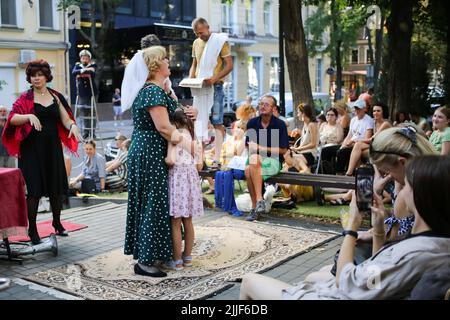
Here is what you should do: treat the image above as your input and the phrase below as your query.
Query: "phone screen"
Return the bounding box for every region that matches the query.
[356,166,375,213]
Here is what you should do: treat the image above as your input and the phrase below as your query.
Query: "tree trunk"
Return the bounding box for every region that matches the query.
[281,0,314,127]
[95,1,115,91]
[387,0,414,120]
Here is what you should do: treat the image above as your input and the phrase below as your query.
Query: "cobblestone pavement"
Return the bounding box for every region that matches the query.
[0,201,342,300]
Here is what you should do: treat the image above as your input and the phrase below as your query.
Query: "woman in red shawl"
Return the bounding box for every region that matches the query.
[1,59,81,244]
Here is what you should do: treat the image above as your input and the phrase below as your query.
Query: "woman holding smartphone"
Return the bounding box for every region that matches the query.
[240,155,450,300]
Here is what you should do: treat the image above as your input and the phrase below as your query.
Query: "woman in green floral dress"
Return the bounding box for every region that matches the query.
[124,46,182,277]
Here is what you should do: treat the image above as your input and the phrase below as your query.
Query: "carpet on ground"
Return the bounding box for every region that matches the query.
[25,216,338,300]
[9,221,87,242]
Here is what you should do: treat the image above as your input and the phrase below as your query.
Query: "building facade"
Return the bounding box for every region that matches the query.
[70,0,197,103]
[198,0,331,110]
[0,0,69,109]
[68,0,331,110]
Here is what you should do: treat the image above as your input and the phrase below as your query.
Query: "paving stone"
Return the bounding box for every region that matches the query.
[1,202,344,300]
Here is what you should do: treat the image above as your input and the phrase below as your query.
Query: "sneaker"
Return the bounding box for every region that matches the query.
[246,208,260,222]
[255,200,266,214]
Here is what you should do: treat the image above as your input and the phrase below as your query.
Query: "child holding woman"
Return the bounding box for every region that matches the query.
[164,108,204,271]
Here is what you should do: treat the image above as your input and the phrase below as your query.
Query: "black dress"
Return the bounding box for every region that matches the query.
[18,101,68,197]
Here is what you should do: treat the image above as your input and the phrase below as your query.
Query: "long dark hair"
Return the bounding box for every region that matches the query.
[406,155,450,237]
[171,108,195,139]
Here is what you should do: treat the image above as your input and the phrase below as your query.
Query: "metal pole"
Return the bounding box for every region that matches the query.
[279,0,285,116]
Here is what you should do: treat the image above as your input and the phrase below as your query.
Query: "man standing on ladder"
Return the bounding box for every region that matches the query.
[72,50,98,140]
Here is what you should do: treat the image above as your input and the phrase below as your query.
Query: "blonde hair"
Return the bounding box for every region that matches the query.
[142,46,166,79]
[370,124,437,167]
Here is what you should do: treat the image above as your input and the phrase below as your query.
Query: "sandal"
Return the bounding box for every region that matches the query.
[209,160,221,170]
[162,259,184,271]
[204,188,215,195]
[182,255,193,267]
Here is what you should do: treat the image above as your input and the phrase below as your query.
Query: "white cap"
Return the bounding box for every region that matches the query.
[352,99,366,109]
[79,49,92,58]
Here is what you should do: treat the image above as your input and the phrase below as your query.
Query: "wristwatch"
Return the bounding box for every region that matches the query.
[342,230,358,239]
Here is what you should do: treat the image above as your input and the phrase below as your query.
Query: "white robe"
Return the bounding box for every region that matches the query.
[192,33,228,141]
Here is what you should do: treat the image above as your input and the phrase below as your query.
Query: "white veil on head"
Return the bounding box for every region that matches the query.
[120,50,149,113]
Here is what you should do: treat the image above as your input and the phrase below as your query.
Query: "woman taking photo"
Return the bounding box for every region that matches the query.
[1,59,81,244]
[240,155,450,300]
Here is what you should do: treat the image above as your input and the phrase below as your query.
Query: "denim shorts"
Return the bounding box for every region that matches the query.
[210,83,224,125]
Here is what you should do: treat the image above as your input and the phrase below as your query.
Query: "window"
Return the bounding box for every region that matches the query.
[245,0,256,34]
[366,49,371,64]
[1,0,17,26]
[270,56,279,92]
[116,0,133,14]
[221,3,232,32]
[247,55,262,100]
[223,56,237,110]
[263,1,272,35]
[150,0,165,18]
[39,0,53,28]
[351,49,359,64]
[182,0,195,22]
[315,58,323,92]
[167,0,181,21]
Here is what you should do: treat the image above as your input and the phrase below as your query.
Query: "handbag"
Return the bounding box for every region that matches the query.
[81,178,97,194]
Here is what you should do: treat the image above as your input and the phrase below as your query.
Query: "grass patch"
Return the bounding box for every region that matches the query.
[201,180,348,223]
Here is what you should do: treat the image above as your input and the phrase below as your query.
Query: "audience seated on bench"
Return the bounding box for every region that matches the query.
[290,103,319,173]
[105,138,131,192]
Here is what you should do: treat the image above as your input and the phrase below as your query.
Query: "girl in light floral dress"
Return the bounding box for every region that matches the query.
[164,108,204,271]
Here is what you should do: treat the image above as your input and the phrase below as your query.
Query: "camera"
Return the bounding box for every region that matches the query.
[355,164,375,214]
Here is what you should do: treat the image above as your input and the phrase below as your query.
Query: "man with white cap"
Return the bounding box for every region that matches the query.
[335,99,374,174]
[72,49,98,139]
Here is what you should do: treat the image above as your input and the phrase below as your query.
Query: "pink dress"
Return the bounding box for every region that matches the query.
[168,131,204,218]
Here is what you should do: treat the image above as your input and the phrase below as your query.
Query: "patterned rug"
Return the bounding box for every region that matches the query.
[25,217,338,300]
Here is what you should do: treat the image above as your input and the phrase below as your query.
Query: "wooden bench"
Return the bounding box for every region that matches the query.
[199,170,355,190]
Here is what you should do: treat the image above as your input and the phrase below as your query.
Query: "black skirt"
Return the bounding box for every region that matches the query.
[19,102,68,197]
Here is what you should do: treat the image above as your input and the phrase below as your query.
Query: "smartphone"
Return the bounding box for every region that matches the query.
[355,164,375,214]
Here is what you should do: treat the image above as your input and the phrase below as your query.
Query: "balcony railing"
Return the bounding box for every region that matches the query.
[221,23,256,39]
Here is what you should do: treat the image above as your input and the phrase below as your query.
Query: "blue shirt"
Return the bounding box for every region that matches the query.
[246,115,289,163]
[82,153,106,191]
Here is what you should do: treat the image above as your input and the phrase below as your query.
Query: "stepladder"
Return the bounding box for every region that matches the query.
[74,74,98,140]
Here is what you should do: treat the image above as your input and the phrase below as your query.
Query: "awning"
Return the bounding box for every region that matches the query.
[154,22,191,30]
